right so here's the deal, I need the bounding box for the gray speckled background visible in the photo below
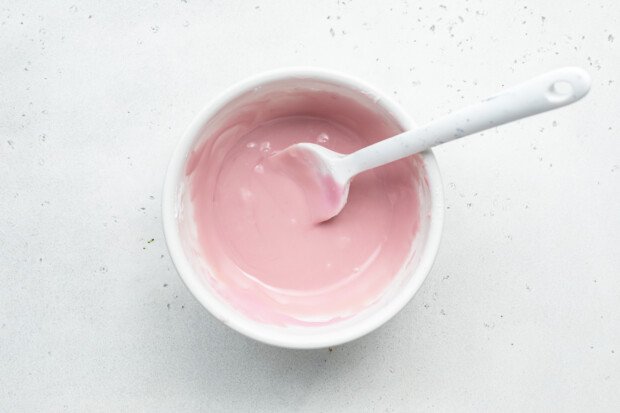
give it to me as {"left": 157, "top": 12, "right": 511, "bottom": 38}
{"left": 1, "top": 1, "right": 619, "bottom": 411}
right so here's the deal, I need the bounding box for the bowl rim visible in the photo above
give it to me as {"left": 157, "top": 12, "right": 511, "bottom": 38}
{"left": 162, "top": 67, "right": 444, "bottom": 349}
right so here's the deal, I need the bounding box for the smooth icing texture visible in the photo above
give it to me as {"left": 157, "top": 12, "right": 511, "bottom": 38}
{"left": 184, "top": 86, "right": 424, "bottom": 325}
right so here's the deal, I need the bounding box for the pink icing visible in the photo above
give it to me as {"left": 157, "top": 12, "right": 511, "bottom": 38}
{"left": 183, "top": 83, "right": 424, "bottom": 325}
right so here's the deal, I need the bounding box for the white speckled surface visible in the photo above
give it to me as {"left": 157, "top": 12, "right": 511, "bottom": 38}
{"left": 1, "top": 1, "right": 619, "bottom": 411}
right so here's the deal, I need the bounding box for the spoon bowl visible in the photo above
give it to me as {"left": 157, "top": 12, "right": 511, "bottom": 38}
{"left": 270, "top": 143, "right": 349, "bottom": 222}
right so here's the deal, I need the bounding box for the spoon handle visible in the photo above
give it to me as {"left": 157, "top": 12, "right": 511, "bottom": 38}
{"left": 340, "top": 67, "right": 591, "bottom": 177}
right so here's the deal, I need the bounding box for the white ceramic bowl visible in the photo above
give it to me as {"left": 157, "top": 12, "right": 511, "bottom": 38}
{"left": 162, "top": 68, "right": 444, "bottom": 349}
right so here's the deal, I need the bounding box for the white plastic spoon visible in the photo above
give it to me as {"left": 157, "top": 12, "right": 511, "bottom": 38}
{"left": 272, "top": 67, "right": 591, "bottom": 222}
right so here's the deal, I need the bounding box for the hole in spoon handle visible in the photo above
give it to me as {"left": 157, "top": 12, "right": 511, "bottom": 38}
{"left": 541, "top": 67, "right": 591, "bottom": 106}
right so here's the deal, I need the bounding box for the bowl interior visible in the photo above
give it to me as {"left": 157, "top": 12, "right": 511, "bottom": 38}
{"left": 164, "top": 71, "right": 442, "bottom": 348}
